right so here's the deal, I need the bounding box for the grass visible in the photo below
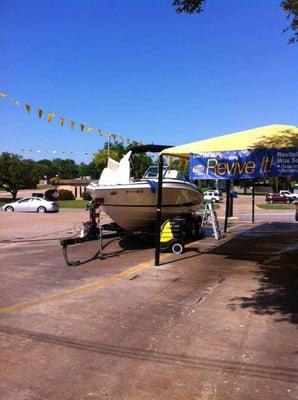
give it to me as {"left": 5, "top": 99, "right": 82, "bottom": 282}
{"left": 257, "top": 203, "right": 296, "bottom": 210}
{"left": 58, "top": 200, "right": 88, "bottom": 209}
{"left": 0, "top": 200, "right": 13, "bottom": 207}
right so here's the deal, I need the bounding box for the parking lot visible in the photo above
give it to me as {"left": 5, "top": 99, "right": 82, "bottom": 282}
{"left": 0, "top": 201, "right": 297, "bottom": 399}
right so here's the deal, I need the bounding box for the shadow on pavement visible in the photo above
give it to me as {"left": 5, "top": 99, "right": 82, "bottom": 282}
{"left": 210, "top": 223, "right": 298, "bottom": 324}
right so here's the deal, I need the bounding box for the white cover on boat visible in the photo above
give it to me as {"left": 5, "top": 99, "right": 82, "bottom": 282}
{"left": 98, "top": 151, "right": 132, "bottom": 185}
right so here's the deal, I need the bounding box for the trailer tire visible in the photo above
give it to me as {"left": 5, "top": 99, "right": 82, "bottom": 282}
{"left": 171, "top": 242, "right": 184, "bottom": 255}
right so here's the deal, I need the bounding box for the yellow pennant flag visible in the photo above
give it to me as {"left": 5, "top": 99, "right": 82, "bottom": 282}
{"left": 86, "top": 127, "right": 93, "bottom": 133}
{"left": 97, "top": 129, "right": 102, "bottom": 136}
{"left": 0, "top": 92, "right": 8, "bottom": 97}
{"left": 70, "top": 120, "right": 75, "bottom": 130}
{"left": 59, "top": 117, "right": 65, "bottom": 127}
{"left": 47, "top": 112, "right": 55, "bottom": 123}
{"left": 80, "top": 123, "right": 85, "bottom": 132}
{"left": 25, "top": 104, "right": 31, "bottom": 114}
{"left": 37, "top": 109, "right": 43, "bottom": 119}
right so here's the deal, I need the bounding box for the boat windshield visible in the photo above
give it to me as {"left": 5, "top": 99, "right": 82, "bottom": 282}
{"left": 142, "top": 166, "right": 190, "bottom": 181}
{"left": 143, "top": 166, "right": 168, "bottom": 178}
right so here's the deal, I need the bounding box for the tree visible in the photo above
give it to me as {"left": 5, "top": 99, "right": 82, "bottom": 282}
{"left": 78, "top": 161, "right": 100, "bottom": 179}
{"left": 92, "top": 141, "right": 153, "bottom": 179}
{"left": 172, "top": 0, "right": 298, "bottom": 44}
{"left": 282, "top": 0, "right": 298, "bottom": 43}
{"left": 34, "top": 159, "right": 56, "bottom": 179}
{"left": 127, "top": 141, "right": 153, "bottom": 178}
{"left": 0, "top": 153, "right": 39, "bottom": 199}
{"left": 92, "top": 141, "right": 127, "bottom": 174}
{"left": 51, "top": 158, "right": 79, "bottom": 179}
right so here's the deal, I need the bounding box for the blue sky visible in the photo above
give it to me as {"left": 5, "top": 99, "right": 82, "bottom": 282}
{"left": 0, "top": 0, "right": 297, "bottom": 163}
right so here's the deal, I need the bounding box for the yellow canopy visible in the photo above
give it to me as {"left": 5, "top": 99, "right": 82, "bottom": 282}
{"left": 161, "top": 124, "right": 298, "bottom": 158}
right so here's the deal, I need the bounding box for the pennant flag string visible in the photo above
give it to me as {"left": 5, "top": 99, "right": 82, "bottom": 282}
{"left": 2, "top": 147, "right": 95, "bottom": 157}
{"left": 25, "top": 104, "right": 31, "bottom": 114}
{"left": 0, "top": 90, "right": 143, "bottom": 146}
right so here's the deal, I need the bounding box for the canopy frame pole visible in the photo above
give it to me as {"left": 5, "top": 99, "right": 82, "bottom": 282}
{"left": 252, "top": 180, "right": 255, "bottom": 224}
{"left": 155, "top": 154, "right": 164, "bottom": 266}
{"left": 224, "top": 180, "right": 231, "bottom": 233}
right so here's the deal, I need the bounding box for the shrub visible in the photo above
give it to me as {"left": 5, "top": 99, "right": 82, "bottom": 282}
{"left": 58, "top": 189, "right": 75, "bottom": 200}
{"left": 81, "top": 191, "right": 92, "bottom": 200}
{"left": 45, "top": 188, "right": 75, "bottom": 201}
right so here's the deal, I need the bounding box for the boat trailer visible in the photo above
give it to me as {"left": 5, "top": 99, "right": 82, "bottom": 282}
{"left": 60, "top": 201, "right": 126, "bottom": 266}
{"left": 60, "top": 201, "right": 205, "bottom": 266}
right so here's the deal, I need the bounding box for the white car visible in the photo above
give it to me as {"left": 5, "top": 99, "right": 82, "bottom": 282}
{"left": 203, "top": 190, "right": 223, "bottom": 203}
{"left": 279, "top": 190, "right": 297, "bottom": 200}
{"left": 2, "top": 197, "right": 59, "bottom": 213}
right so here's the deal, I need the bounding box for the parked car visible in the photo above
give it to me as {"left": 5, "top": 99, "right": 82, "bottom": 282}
{"left": 2, "top": 197, "right": 59, "bottom": 213}
{"left": 265, "top": 193, "right": 293, "bottom": 204}
{"left": 203, "top": 190, "right": 223, "bottom": 203}
{"left": 279, "top": 190, "right": 297, "bottom": 200}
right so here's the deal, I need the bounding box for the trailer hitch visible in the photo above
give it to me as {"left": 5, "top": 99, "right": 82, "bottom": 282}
{"left": 60, "top": 201, "right": 125, "bottom": 266}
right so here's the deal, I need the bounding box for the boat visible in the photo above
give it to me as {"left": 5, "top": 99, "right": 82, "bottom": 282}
{"left": 87, "top": 145, "right": 203, "bottom": 231}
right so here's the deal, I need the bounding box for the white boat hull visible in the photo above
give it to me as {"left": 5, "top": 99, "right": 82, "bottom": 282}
{"left": 88, "top": 180, "right": 202, "bottom": 231}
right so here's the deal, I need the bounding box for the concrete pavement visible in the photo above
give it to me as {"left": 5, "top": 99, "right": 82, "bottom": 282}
{"left": 0, "top": 206, "right": 297, "bottom": 399}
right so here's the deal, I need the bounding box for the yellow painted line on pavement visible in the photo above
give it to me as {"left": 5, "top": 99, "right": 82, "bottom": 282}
{"left": 0, "top": 253, "right": 172, "bottom": 315}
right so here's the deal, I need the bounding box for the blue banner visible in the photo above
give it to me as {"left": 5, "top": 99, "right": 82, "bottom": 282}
{"left": 190, "top": 148, "right": 298, "bottom": 180}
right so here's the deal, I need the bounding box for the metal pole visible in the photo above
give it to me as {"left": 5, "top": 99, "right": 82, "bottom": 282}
{"left": 224, "top": 180, "right": 231, "bottom": 233}
{"left": 155, "top": 155, "right": 164, "bottom": 266}
{"left": 107, "top": 135, "right": 110, "bottom": 158}
{"left": 229, "top": 179, "right": 233, "bottom": 217}
{"left": 252, "top": 180, "right": 255, "bottom": 224}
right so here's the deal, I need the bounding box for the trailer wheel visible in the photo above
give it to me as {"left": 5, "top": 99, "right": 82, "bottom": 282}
{"left": 171, "top": 242, "right": 184, "bottom": 255}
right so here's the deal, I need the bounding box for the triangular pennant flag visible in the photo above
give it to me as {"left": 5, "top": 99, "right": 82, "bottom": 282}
{"left": 97, "top": 129, "right": 102, "bottom": 136}
{"left": 84, "top": 152, "right": 88, "bottom": 155}
{"left": 59, "top": 117, "right": 65, "bottom": 127}
{"left": 52, "top": 150, "right": 57, "bottom": 154}
{"left": 25, "top": 104, "right": 31, "bottom": 114}
{"left": 37, "top": 150, "right": 41, "bottom": 153}
{"left": 37, "top": 109, "right": 43, "bottom": 119}
{"left": 70, "top": 120, "right": 75, "bottom": 130}
{"left": 47, "top": 112, "right": 55, "bottom": 123}
{"left": 80, "top": 124, "right": 85, "bottom": 132}
{"left": 11, "top": 98, "right": 20, "bottom": 106}
{"left": 86, "top": 127, "right": 93, "bottom": 133}
{"left": 0, "top": 92, "right": 8, "bottom": 97}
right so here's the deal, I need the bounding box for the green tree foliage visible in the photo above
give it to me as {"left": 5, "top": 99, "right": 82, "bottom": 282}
{"left": 168, "top": 157, "right": 189, "bottom": 173}
{"left": 78, "top": 162, "right": 100, "bottom": 179}
{"left": 172, "top": 0, "right": 205, "bottom": 14}
{"left": 51, "top": 158, "right": 79, "bottom": 179}
{"left": 0, "top": 153, "right": 39, "bottom": 199}
{"left": 92, "top": 141, "right": 153, "bottom": 179}
{"left": 172, "top": 0, "right": 298, "bottom": 43}
{"left": 282, "top": 0, "right": 298, "bottom": 43}
{"left": 33, "top": 159, "right": 56, "bottom": 179}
